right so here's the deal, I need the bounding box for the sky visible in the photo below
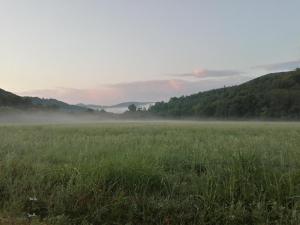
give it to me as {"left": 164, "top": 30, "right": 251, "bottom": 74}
{"left": 1, "top": 0, "right": 300, "bottom": 105}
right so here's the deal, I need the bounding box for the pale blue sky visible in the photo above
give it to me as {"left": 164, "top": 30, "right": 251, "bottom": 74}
{"left": 0, "top": 0, "right": 299, "bottom": 104}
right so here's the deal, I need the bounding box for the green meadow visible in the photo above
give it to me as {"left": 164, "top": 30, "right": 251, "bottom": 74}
{"left": 0, "top": 122, "right": 300, "bottom": 225}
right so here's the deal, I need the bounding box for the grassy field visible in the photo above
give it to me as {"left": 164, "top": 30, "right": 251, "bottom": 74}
{"left": 0, "top": 121, "right": 300, "bottom": 225}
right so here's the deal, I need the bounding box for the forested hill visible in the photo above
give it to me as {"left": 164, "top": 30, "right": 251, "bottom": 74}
{"left": 149, "top": 69, "right": 300, "bottom": 118}
{"left": 0, "top": 88, "right": 31, "bottom": 107}
{"left": 0, "top": 88, "right": 88, "bottom": 112}
{"left": 25, "top": 97, "right": 88, "bottom": 112}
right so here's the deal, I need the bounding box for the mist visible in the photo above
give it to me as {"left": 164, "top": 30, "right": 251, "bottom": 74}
{"left": 0, "top": 110, "right": 118, "bottom": 125}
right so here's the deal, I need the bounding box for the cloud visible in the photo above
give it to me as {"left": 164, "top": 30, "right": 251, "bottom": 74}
{"left": 255, "top": 60, "right": 300, "bottom": 71}
{"left": 19, "top": 77, "right": 251, "bottom": 105}
{"left": 171, "top": 68, "right": 243, "bottom": 79}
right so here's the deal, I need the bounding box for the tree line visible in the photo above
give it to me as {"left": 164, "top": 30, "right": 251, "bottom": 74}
{"left": 148, "top": 69, "right": 300, "bottom": 119}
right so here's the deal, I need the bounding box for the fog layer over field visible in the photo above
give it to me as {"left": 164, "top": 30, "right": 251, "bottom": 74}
{"left": 1, "top": 110, "right": 300, "bottom": 126}
{"left": 0, "top": 111, "right": 115, "bottom": 124}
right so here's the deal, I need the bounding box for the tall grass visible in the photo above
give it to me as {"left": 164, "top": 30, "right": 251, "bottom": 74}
{"left": 0, "top": 122, "right": 300, "bottom": 224}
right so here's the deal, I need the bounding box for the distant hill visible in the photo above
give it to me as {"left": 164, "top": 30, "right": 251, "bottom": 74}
{"left": 109, "top": 102, "right": 153, "bottom": 108}
{"left": 26, "top": 97, "right": 88, "bottom": 112}
{"left": 149, "top": 69, "right": 300, "bottom": 119}
{"left": 0, "top": 88, "right": 31, "bottom": 107}
{"left": 78, "top": 102, "right": 154, "bottom": 114}
{"left": 79, "top": 101, "right": 153, "bottom": 109}
{"left": 0, "top": 88, "right": 88, "bottom": 112}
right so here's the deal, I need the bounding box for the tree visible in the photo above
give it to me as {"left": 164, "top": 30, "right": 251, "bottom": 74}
{"left": 128, "top": 104, "right": 137, "bottom": 112}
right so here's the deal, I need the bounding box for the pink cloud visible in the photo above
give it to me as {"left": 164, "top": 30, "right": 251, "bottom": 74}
{"left": 254, "top": 59, "right": 300, "bottom": 71}
{"left": 192, "top": 68, "right": 206, "bottom": 78}
{"left": 172, "top": 68, "right": 243, "bottom": 79}
{"left": 167, "top": 80, "right": 184, "bottom": 91}
{"left": 18, "top": 77, "right": 251, "bottom": 105}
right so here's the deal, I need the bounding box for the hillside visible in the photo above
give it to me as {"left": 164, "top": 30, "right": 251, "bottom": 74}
{"left": 149, "top": 69, "right": 300, "bottom": 118}
{"left": 0, "top": 88, "right": 31, "bottom": 107}
{"left": 0, "top": 89, "right": 88, "bottom": 112}
{"left": 27, "top": 97, "right": 88, "bottom": 112}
